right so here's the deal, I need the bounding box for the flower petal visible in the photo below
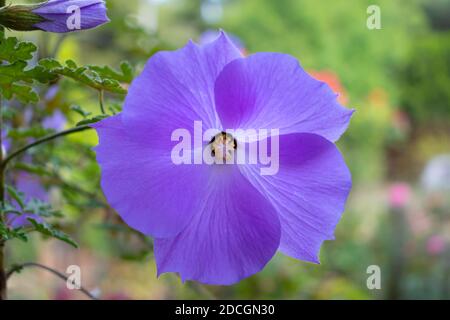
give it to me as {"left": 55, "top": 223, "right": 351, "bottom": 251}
{"left": 122, "top": 32, "right": 243, "bottom": 149}
{"left": 214, "top": 53, "right": 354, "bottom": 142}
{"left": 154, "top": 167, "right": 281, "bottom": 285}
{"left": 33, "top": 0, "right": 105, "bottom": 14}
{"left": 240, "top": 133, "right": 351, "bottom": 263}
{"left": 93, "top": 114, "right": 212, "bottom": 238}
{"left": 33, "top": 1, "right": 109, "bottom": 33}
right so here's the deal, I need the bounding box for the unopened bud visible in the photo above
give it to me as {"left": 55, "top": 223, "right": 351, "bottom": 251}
{"left": 0, "top": 1, "right": 109, "bottom": 33}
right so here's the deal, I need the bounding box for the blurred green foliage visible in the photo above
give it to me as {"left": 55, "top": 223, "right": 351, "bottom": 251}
{"left": 400, "top": 32, "right": 450, "bottom": 123}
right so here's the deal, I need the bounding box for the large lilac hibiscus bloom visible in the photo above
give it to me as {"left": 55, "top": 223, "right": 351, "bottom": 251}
{"left": 93, "top": 32, "right": 353, "bottom": 285}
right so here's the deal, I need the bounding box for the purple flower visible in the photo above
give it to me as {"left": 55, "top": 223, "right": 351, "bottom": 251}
{"left": 7, "top": 172, "right": 48, "bottom": 228}
{"left": 93, "top": 32, "right": 353, "bottom": 285}
{"left": 32, "top": 0, "right": 109, "bottom": 33}
{"left": 42, "top": 110, "right": 67, "bottom": 131}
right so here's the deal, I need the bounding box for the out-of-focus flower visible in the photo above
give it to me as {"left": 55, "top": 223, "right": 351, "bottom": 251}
{"left": 391, "top": 109, "right": 411, "bottom": 135}
{"left": 421, "top": 154, "right": 450, "bottom": 193}
{"left": 408, "top": 209, "right": 432, "bottom": 236}
{"left": 368, "top": 88, "right": 389, "bottom": 107}
{"left": 43, "top": 110, "right": 67, "bottom": 131}
{"left": 388, "top": 183, "right": 411, "bottom": 209}
{"left": 53, "top": 286, "right": 73, "bottom": 300}
{"left": 426, "top": 235, "right": 446, "bottom": 256}
{"left": 93, "top": 32, "right": 353, "bottom": 285}
{"left": 45, "top": 85, "right": 61, "bottom": 101}
{"left": 0, "top": 0, "right": 109, "bottom": 33}
{"left": 7, "top": 172, "right": 48, "bottom": 228}
{"left": 309, "top": 70, "right": 348, "bottom": 105}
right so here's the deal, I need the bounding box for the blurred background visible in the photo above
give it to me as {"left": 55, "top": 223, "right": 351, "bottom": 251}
{"left": 4, "top": 0, "right": 450, "bottom": 299}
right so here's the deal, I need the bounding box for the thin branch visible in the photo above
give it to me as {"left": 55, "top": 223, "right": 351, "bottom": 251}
{"left": 6, "top": 262, "right": 98, "bottom": 300}
{"left": 98, "top": 89, "right": 105, "bottom": 114}
{"left": 1, "top": 124, "right": 92, "bottom": 169}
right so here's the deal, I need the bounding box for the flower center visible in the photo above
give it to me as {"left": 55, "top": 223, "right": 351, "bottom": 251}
{"left": 209, "top": 132, "right": 237, "bottom": 163}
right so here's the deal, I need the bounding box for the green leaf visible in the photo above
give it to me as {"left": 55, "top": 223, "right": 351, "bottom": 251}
{"left": 70, "top": 105, "right": 92, "bottom": 118}
{"left": 9, "top": 83, "right": 39, "bottom": 104}
{"left": 0, "top": 37, "right": 128, "bottom": 105}
{"left": 0, "top": 37, "right": 36, "bottom": 63}
{"left": 10, "top": 228, "right": 29, "bottom": 242}
{"left": 0, "top": 61, "right": 56, "bottom": 103}
{"left": 38, "top": 58, "right": 128, "bottom": 94}
{"left": 8, "top": 126, "right": 54, "bottom": 139}
{"left": 14, "top": 162, "right": 51, "bottom": 177}
{"left": 89, "top": 61, "right": 134, "bottom": 83}
{"left": 6, "top": 185, "right": 26, "bottom": 209}
{"left": 38, "top": 58, "right": 62, "bottom": 70}
{"left": 0, "top": 223, "right": 28, "bottom": 243}
{"left": 24, "top": 199, "right": 62, "bottom": 218}
{"left": 27, "top": 218, "right": 78, "bottom": 248}
{"left": 1, "top": 202, "right": 20, "bottom": 215}
{"left": 24, "top": 65, "right": 59, "bottom": 83}
{"left": 76, "top": 114, "right": 109, "bottom": 126}
{"left": 108, "top": 101, "right": 123, "bottom": 115}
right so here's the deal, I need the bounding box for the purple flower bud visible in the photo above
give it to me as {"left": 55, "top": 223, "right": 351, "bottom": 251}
{"left": 33, "top": 0, "right": 110, "bottom": 33}
{"left": 0, "top": 0, "right": 109, "bottom": 33}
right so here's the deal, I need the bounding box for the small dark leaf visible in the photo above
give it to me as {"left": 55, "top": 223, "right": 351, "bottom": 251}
{"left": 27, "top": 218, "right": 78, "bottom": 248}
{"left": 0, "top": 223, "right": 28, "bottom": 243}
{"left": 70, "top": 105, "right": 92, "bottom": 118}
{"left": 8, "top": 126, "right": 54, "bottom": 139}
{"left": 14, "top": 163, "right": 51, "bottom": 177}
{"left": 6, "top": 185, "right": 26, "bottom": 209}
{"left": 76, "top": 115, "right": 109, "bottom": 126}
{"left": 24, "top": 199, "right": 62, "bottom": 218}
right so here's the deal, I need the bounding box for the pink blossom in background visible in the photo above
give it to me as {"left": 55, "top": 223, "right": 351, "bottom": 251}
{"left": 426, "top": 235, "right": 446, "bottom": 256}
{"left": 388, "top": 183, "right": 411, "bottom": 209}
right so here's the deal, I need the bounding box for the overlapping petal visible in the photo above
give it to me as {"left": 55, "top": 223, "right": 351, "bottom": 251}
{"left": 240, "top": 133, "right": 352, "bottom": 263}
{"left": 93, "top": 115, "right": 212, "bottom": 238}
{"left": 122, "top": 32, "right": 243, "bottom": 149}
{"left": 154, "top": 167, "right": 281, "bottom": 285}
{"left": 214, "top": 53, "right": 354, "bottom": 142}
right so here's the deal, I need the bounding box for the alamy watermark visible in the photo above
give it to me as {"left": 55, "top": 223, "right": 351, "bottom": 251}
{"left": 66, "top": 6, "right": 82, "bottom": 31}
{"left": 367, "top": 5, "right": 381, "bottom": 30}
{"left": 171, "top": 121, "right": 280, "bottom": 176}
{"left": 66, "top": 264, "right": 81, "bottom": 290}
{"left": 366, "top": 265, "right": 381, "bottom": 290}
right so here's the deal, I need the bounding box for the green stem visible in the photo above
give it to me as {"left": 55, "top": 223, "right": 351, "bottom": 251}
{"left": 98, "top": 90, "right": 105, "bottom": 114}
{"left": 7, "top": 262, "right": 98, "bottom": 300}
{"left": 0, "top": 0, "right": 7, "bottom": 300}
{"left": 1, "top": 125, "right": 92, "bottom": 170}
